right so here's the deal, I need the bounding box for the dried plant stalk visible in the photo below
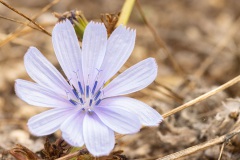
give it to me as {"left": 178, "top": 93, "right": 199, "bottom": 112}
{"left": 217, "top": 143, "right": 225, "bottom": 160}
{"left": 162, "top": 75, "right": 240, "bottom": 118}
{"left": 0, "top": 15, "right": 41, "bottom": 31}
{"left": 0, "top": 0, "right": 60, "bottom": 47}
{"left": 0, "top": 0, "right": 51, "bottom": 36}
{"left": 157, "top": 128, "right": 240, "bottom": 160}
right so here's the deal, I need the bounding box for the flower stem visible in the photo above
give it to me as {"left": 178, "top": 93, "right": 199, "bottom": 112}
{"left": 116, "top": 0, "right": 136, "bottom": 26}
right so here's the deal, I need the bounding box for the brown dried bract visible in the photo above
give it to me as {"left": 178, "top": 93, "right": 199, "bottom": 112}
{"left": 9, "top": 144, "right": 40, "bottom": 160}
{"left": 101, "top": 13, "right": 120, "bottom": 37}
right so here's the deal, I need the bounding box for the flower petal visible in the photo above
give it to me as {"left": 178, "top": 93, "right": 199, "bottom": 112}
{"left": 28, "top": 107, "right": 75, "bottom": 136}
{"left": 52, "top": 20, "right": 83, "bottom": 88}
{"left": 94, "top": 105, "right": 141, "bottom": 134}
{"left": 15, "top": 79, "right": 72, "bottom": 108}
{"left": 24, "top": 47, "right": 71, "bottom": 96}
{"left": 97, "top": 25, "right": 136, "bottom": 89}
{"left": 83, "top": 113, "right": 114, "bottom": 156}
{"left": 103, "top": 58, "right": 158, "bottom": 98}
{"left": 100, "top": 97, "right": 163, "bottom": 126}
{"left": 60, "top": 110, "right": 85, "bottom": 147}
{"left": 81, "top": 22, "right": 107, "bottom": 87}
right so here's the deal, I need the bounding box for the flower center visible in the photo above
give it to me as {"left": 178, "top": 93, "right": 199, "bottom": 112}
{"left": 66, "top": 70, "right": 103, "bottom": 113}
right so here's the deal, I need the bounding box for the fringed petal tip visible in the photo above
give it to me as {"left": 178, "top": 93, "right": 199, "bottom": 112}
{"left": 54, "top": 19, "right": 73, "bottom": 29}
{"left": 147, "top": 114, "right": 164, "bottom": 127}
{"left": 116, "top": 24, "right": 136, "bottom": 33}
{"left": 24, "top": 47, "right": 38, "bottom": 63}
{"left": 87, "top": 21, "right": 106, "bottom": 29}
{"left": 25, "top": 46, "right": 36, "bottom": 54}
{"left": 116, "top": 25, "right": 136, "bottom": 41}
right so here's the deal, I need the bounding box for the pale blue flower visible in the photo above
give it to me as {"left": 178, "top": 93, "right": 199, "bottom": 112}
{"left": 15, "top": 20, "right": 163, "bottom": 156}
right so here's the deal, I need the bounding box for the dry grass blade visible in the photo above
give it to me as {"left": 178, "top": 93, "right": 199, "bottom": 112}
{"left": 0, "top": 0, "right": 60, "bottom": 47}
{"left": 0, "top": 23, "right": 53, "bottom": 48}
{"left": 136, "top": 0, "right": 185, "bottom": 77}
{"left": 217, "top": 143, "right": 225, "bottom": 160}
{"left": 0, "top": 15, "right": 41, "bottom": 31}
{"left": 157, "top": 128, "right": 240, "bottom": 160}
{"left": 162, "top": 75, "right": 240, "bottom": 118}
{"left": 0, "top": 0, "right": 51, "bottom": 36}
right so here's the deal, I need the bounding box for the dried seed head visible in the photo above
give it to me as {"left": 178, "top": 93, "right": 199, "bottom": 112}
{"left": 101, "top": 13, "right": 120, "bottom": 37}
{"left": 41, "top": 138, "right": 72, "bottom": 160}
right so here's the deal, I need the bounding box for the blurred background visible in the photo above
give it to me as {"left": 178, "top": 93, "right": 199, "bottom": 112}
{"left": 1, "top": 0, "right": 240, "bottom": 159}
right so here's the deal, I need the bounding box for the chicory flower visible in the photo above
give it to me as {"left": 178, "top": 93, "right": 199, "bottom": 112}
{"left": 15, "top": 20, "right": 163, "bottom": 156}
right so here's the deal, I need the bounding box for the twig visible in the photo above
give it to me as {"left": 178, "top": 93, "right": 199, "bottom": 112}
{"left": 162, "top": 75, "right": 240, "bottom": 118}
{"left": 0, "top": 23, "right": 53, "bottom": 48}
{"left": 194, "top": 16, "right": 240, "bottom": 78}
{"left": 157, "top": 129, "right": 240, "bottom": 160}
{"left": 136, "top": 0, "right": 185, "bottom": 76}
{"left": 0, "top": 0, "right": 51, "bottom": 36}
{"left": 0, "top": 15, "right": 41, "bottom": 31}
{"left": 217, "top": 143, "right": 225, "bottom": 160}
{"left": 0, "top": 0, "right": 60, "bottom": 47}
{"left": 116, "top": 0, "right": 136, "bottom": 26}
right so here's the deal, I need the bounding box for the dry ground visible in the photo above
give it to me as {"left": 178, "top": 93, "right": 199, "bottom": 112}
{"left": 1, "top": 0, "right": 240, "bottom": 159}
